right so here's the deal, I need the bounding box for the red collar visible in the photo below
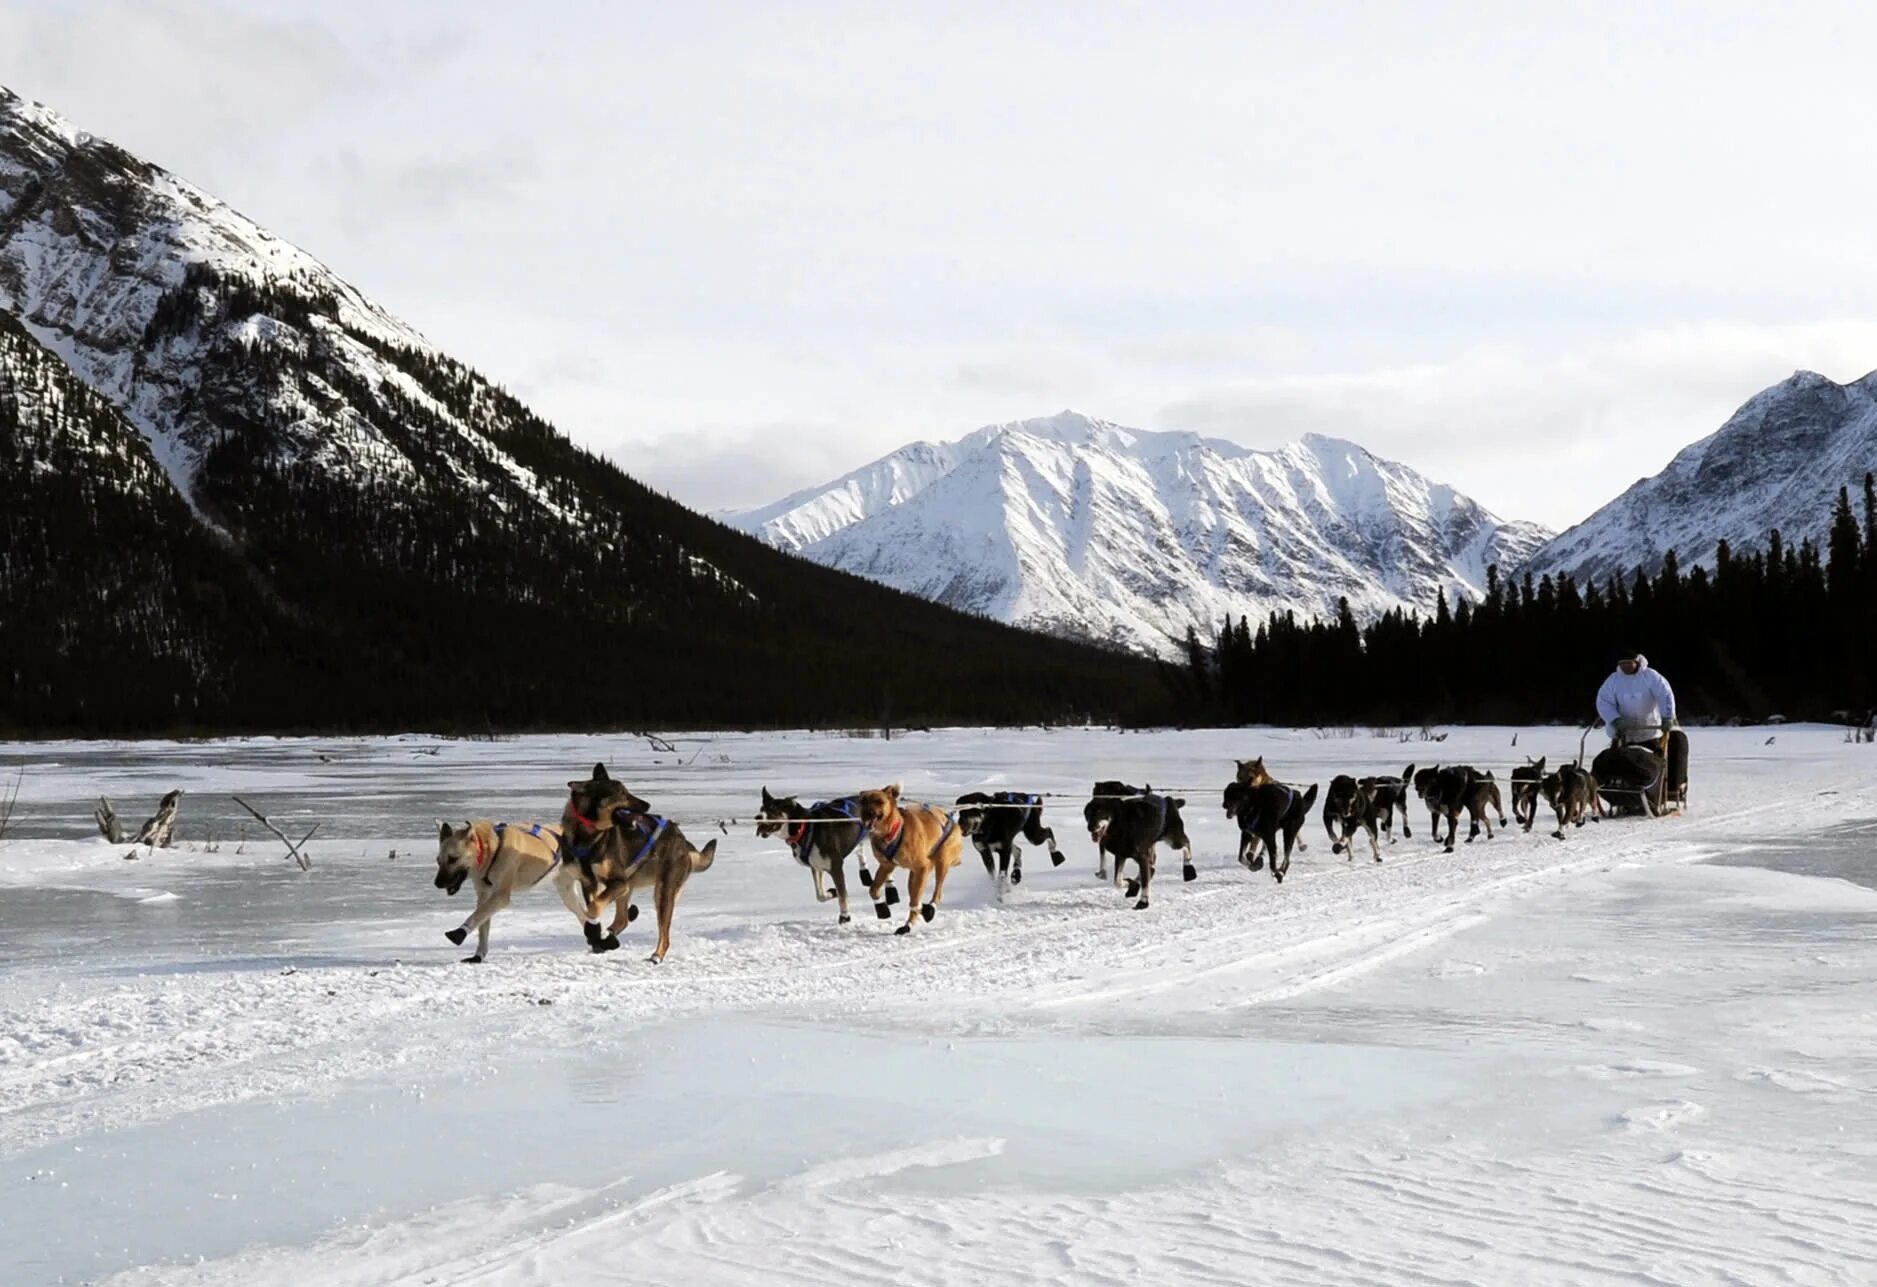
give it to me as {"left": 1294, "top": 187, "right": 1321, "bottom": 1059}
{"left": 472, "top": 830, "right": 489, "bottom": 868}
{"left": 568, "top": 806, "right": 598, "bottom": 830}
{"left": 787, "top": 821, "right": 809, "bottom": 848}
{"left": 877, "top": 815, "right": 904, "bottom": 846}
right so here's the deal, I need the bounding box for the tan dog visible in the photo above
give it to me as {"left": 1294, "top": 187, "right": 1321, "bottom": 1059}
{"left": 562, "top": 764, "right": 716, "bottom": 964}
{"left": 434, "top": 820, "right": 587, "bottom": 963}
{"left": 1235, "top": 757, "right": 1275, "bottom": 786}
{"left": 858, "top": 784, "right": 964, "bottom": 935}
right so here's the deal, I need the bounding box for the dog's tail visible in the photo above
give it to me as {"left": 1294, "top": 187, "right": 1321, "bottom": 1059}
{"left": 1299, "top": 782, "right": 1320, "bottom": 813}
{"left": 689, "top": 839, "right": 718, "bottom": 873}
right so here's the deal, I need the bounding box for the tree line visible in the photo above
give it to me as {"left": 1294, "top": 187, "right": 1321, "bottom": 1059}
{"left": 1183, "top": 475, "right": 1877, "bottom": 727}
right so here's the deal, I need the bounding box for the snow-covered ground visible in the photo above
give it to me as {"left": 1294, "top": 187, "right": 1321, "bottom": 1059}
{"left": 3, "top": 725, "right": 1875, "bottom": 1285}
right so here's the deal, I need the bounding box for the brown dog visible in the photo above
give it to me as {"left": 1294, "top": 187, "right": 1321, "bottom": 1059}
{"left": 1235, "top": 757, "right": 1275, "bottom": 786}
{"left": 562, "top": 762, "right": 716, "bottom": 964}
{"left": 858, "top": 784, "right": 964, "bottom": 935}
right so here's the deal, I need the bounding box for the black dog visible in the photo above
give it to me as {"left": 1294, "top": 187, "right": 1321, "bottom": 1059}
{"left": 1420, "top": 765, "right": 1506, "bottom": 853}
{"left": 955, "top": 791, "right": 1061, "bottom": 899}
{"left": 754, "top": 788, "right": 897, "bottom": 924}
{"left": 1540, "top": 764, "right": 1601, "bottom": 839}
{"left": 1323, "top": 764, "right": 1414, "bottom": 857}
{"left": 1084, "top": 781, "right": 1193, "bottom": 909}
{"left": 1224, "top": 779, "right": 1319, "bottom": 882}
{"left": 1509, "top": 758, "right": 1546, "bottom": 833}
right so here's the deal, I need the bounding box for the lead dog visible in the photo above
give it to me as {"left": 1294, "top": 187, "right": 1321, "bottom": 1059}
{"left": 1224, "top": 779, "right": 1319, "bottom": 881}
{"left": 563, "top": 763, "right": 716, "bottom": 963}
{"left": 434, "top": 819, "right": 589, "bottom": 963}
{"left": 954, "top": 791, "right": 1061, "bottom": 899}
{"left": 1084, "top": 782, "right": 1193, "bottom": 909}
{"left": 754, "top": 788, "right": 895, "bottom": 924}
{"left": 858, "top": 785, "right": 965, "bottom": 935}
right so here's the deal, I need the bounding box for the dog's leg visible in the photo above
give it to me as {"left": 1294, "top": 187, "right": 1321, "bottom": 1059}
{"left": 1179, "top": 836, "right": 1196, "bottom": 883}
{"left": 445, "top": 886, "right": 488, "bottom": 949}
{"left": 929, "top": 851, "right": 954, "bottom": 920}
{"left": 831, "top": 855, "right": 852, "bottom": 925}
{"left": 648, "top": 876, "right": 681, "bottom": 963}
{"left": 1266, "top": 827, "right": 1285, "bottom": 882}
{"left": 1026, "top": 818, "right": 1064, "bottom": 868}
{"left": 1009, "top": 842, "right": 1022, "bottom": 887}
{"left": 449, "top": 887, "right": 511, "bottom": 963}
{"left": 812, "top": 863, "right": 834, "bottom": 903}
{"left": 1368, "top": 820, "right": 1382, "bottom": 863}
{"left": 869, "top": 856, "right": 899, "bottom": 920}
{"left": 1131, "top": 847, "right": 1153, "bottom": 909}
{"left": 976, "top": 838, "right": 996, "bottom": 879}
{"left": 898, "top": 864, "right": 929, "bottom": 935}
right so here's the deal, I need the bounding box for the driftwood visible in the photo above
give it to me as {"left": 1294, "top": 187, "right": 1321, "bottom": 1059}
{"left": 135, "top": 790, "right": 184, "bottom": 847}
{"left": 95, "top": 797, "right": 124, "bottom": 844}
{"left": 232, "top": 796, "right": 317, "bottom": 871}
{"left": 96, "top": 790, "right": 183, "bottom": 847}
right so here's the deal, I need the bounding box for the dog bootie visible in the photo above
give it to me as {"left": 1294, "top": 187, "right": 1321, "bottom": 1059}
{"left": 875, "top": 901, "right": 892, "bottom": 920}
{"left": 884, "top": 885, "right": 901, "bottom": 905}
{"left": 1182, "top": 863, "right": 1197, "bottom": 882}
{"left": 920, "top": 903, "right": 936, "bottom": 922}
{"left": 444, "top": 927, "right": 468, "bottom": 946}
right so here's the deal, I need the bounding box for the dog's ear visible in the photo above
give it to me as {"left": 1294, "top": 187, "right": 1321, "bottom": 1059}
{"left": 437, "top": 820, "right": 451, "bottom": 840}
{"left": 1535, "top": 757, "right": 1546, "bottom": 774}
{"left": 761, "top": 786, "right": 774, "bottom": 806}
{"left": 1403, "top": 763, "right": 1415, "bottom": 781}
{"left": 591, "top": 762, "right": 611, "bottom": 781}
{"left": 885, "top": 783, "right": 901, "bottom": 803}
{"left": 567, "top": 779, "right": 585, "bottom": 792}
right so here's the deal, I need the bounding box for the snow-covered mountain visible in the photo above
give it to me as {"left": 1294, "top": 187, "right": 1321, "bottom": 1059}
{"left": 1524, "top": 370, "right": 1877, "bottom": 586}
{"left": 730, "top": 411, "right": 1553, "bottom": 655}
{"left": 0, "top": 85, "right": 1165, "bottom": 731}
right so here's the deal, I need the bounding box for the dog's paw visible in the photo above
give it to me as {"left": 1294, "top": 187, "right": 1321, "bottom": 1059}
{"left": 444, "top": 927, "right": 468, "bottom": 946}
{"left": 838, "top": 913, "right": 852, "bottom": 925}
{"left": 600, "top": 934, "right": 621, "bottom": 953}
{"left": 1331, "top": 841, "right": 1344, "bottom": 855}
{"left": 626, "top": 904, "right": 640, "bottom": 924}
{"left": 1182, "top": 863, "right": 1197, "bottom": 882}
{"left": 920, "top": 903, "right": 935, "bottom": 923}
{"left": 646, "top": 952, "right": 664, "bottom": 965}
{"left": 874, "top": 902, "right": 892, "bottom": 920}
{"left": 885, "top": 885, "right": 901, "bottom": 906}
{"left": 583, "top": 921, "right": 603, "bottom": 944}
{"left": 1124, "top": 878, "right": 1141, "bottom": 899}
{"left": 1010, "top": 865, "right": 1022, "bottom": 885}
{"left": 1133, "top": 898, "right": 1149, "bottom": 911}
{"left": 1050, "top": 851, "right": 1065, "bottom": 867}
{"left": 894, "top": 924, "right": 912, "bottom": 936}
{"left": 858, "top": 867, "right": 874, "bottom": 884}
{"left": 1272, "top": 868, "right": 1286, "bottom": 884}
{"left": 460, "top": 954, "right": 483, "bottom": 964}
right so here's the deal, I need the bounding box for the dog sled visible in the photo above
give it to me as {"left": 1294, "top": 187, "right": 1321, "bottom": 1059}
{"left": 1589, "top": 724, "right": 1689, "bottom": 818}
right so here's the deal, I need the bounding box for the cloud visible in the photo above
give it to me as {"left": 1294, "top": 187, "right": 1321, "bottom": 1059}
{"left": 0, "top": 1, "right": 365, "bottom": 171}
{"left": 1157, "top": 320, "right": 1877, "bottom": 527}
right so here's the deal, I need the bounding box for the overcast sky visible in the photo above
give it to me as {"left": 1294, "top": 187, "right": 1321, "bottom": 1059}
{"left": 6, "top": 0, "right": 1877, "bottom": 527}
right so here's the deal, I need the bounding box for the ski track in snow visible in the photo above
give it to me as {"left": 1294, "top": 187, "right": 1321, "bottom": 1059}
{"left": 4, "top": 725, "right": 1876, "bottom": 1284}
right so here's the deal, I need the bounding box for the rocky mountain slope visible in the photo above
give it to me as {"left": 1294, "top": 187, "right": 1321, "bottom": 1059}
{"left": 1524, "top": 370, "right": 1877, "bottom": 585}
{"left": 732, "top": 411, "right": 1552, "bottom": 655}
{"left": 0, "top": 86, "right": 1166, "bottom": 732}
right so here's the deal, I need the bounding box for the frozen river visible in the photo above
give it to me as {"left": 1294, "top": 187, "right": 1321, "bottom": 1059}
{"left": 3, "top": 726, "right": 1874, "bottom": 1284}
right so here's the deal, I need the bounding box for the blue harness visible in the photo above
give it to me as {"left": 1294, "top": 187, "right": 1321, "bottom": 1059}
{"left": 798, "top": 796, "right": 863, "bottom": 862}
{"left": 990, "top": 791, "right": 1041, "bottom": 810}
{"left": 611, "top": 807, "right": 669, "bottom": 865}
{"left": 876, "top": 806, "right": 955, "bottom": 861}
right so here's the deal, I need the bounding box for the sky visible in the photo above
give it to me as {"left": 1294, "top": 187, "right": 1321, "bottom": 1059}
{"left": 5, "top": 0, "right": 1877, "bottom": 528}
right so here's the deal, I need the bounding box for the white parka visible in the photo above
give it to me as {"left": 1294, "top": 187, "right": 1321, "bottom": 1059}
{"left": 1595, "top": 654, "right": 1677, "bottom": 733}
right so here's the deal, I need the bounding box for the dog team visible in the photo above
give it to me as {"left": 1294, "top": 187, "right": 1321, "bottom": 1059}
{"left": 432, "top": 748, "right": 1615, "bottom": 964}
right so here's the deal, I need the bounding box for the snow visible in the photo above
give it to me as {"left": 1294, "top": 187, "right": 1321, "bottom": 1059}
{"left": 4, "top": 724, "right": 1876, "bottom": 1284}
{"left": 726, "top": 411, "right": 1552, "bottom": 655}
